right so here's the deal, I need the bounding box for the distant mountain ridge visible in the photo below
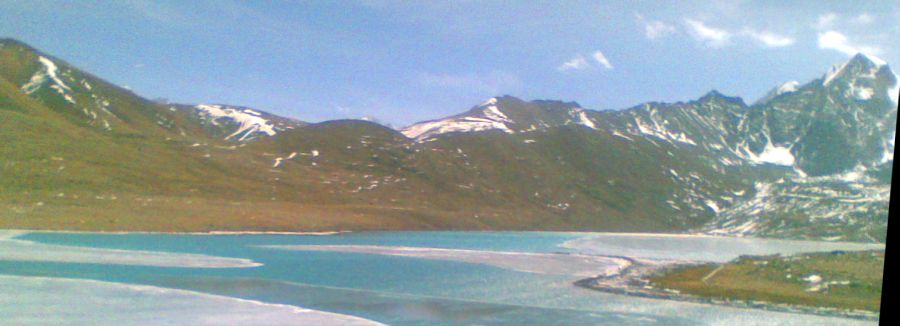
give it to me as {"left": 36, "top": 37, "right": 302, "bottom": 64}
{"left": 1, "top": 38, "right": 895, "bottom": 242}
{"left": 400, "top": 96, "right": 597, "bottom": 141}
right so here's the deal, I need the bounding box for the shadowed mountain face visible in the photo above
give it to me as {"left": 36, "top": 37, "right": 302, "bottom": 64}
{"left": 1, "top": 39, "right": 895, "bottom": 242}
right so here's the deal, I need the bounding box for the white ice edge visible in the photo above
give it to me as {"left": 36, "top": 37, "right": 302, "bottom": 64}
{"left": 0, "top": 275, "right": 384, "bottom": 326}
{"left": 260, "top": 244, "right": 631, "bottom": 278}
{"left": 0, "top": 232, "right": 260, "bottom": 268}
{"left": 560, "top": 233, "right": 885, "bottom": 263}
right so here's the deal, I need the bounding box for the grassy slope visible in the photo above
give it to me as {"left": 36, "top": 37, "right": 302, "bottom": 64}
{"left": 0, "top": 39, "right": 780, "bottom": 233}
{"left": 650, "top": 251, "right": 885, "bottom": 312}
{"left": 1, "top": 89, "right": 736, "bottom": 232}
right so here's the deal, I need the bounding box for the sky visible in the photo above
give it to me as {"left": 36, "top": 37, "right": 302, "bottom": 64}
{"left": 1, "top": 0, "right": 899, "bottom": 126}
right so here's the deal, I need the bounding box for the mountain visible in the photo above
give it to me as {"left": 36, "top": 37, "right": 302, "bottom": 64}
{"left": 401, "top": 96, "right": 596, "bottom": 141}
{"left": 396, "top": 54, "right": 897, "bottom": 241}
{"left": 181, "top": 104, "right": 305, "bottom": 142}
{"left": 0, "top": 39, "right": 895, "bottom": 241}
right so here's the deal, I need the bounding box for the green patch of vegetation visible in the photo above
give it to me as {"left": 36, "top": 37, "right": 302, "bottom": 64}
{"left": 650, "top": 251, "right": 885, "bottom": 312}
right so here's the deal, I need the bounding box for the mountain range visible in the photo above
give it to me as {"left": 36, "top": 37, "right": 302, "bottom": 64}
{"left": 1, "top": 38, "right": 896, "bottom": 242}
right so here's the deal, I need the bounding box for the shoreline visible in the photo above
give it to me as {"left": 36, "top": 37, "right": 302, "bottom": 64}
{"left": 0, "top": 228, "right": 885, "bottom": 245}
{"left": 1, "top": 229, "right": 352, "bottom": 236}
{"left": 573, "top": 258, "right": 880, "bottom": 321}
{"left": 2, "top": 227, "right": 882, "bottom": 321}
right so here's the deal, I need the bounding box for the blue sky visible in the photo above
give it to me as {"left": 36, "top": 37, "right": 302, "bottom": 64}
{"left": 2, "top": 1, "right": 898, "bottom": 126}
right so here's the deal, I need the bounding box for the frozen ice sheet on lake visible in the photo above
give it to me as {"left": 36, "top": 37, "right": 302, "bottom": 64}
{"left": 0, "top": 275, "right": 383, "bottom": 326}
{"left": 0, "top": 231, "right": 259, "bottom": 268}
{"left": 261, "top": 244, "right": 631, "bottom": 277}
{"left": 561, "top": 233, "right": 884, "bottom": 262}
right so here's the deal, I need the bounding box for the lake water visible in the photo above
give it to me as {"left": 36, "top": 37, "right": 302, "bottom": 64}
{"left": 0, "top": 231, "right": 884, "bottom": 325}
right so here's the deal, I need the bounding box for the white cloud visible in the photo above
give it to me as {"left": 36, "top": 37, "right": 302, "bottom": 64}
{"left": 645, "top": 21, "right": 677, "bottom": 40}
{"left": 558, "top": 51, "right": 613, "bottom": 71}
{"left": 853, "top": 13, "right": 874, "bottom": 24}
{"left": 684, "top": 19, "right": 731, "bottom": 48}
{"left": 818, "top": 30, "right": 883, "bottom": 57}
{"left": 558, "top": 55, "right": 590, "bottom": 71}
{"left": 742, "top": 29, "right": 794, "bottom": 48}
{"left": 592, "top": 51, "right": 614, "bottom": 70}
{"left": 635, "top": 14, "right": 676, "bottom": 40}
{"left": 814, "top": 13, "right": 838, "bottom": 29}
{"left": 677, "top": 18, "right": 793, "bottom": 50}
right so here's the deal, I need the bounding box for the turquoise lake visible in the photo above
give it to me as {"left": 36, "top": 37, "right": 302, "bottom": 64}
{"left": 0, "top": 231, "right": 883, "bottom": 325}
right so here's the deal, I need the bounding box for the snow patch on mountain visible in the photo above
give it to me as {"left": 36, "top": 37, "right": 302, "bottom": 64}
{"left": 569, "top": 108, "right": 597, "bottom": 129}
{"left": 889, "top": 74, "right": 899, "bottom": 104}
{"left": 824, "top": 53, "right": 886, "bottom": 87}
{"left": 481, "top": 98, "right": 509, "bottom": 121}
{"left": 756, "top": 81, "right": 803, "bottom": 105}
{"left": 400, "top": 116, "right": 513, "bottom": 141}
{"left": 823, "top": 61, "right": 849, "bottom": 87}
{"left": 851, "top": 84, "right": 875, "bottom": 100}
{"left": 611, "top": 130, "right": 633, "bottom": 141}
{"left": 776, "top": 81, "right": 799, "bottom": 95}
{"left": 704, "top": 200, "right": 721, "bottom": 214}
{"left": 737, "top": 142, "right": 795, "bottom": 167}
{"left": 705, "top": 182, "right": 774, "bottom": 237}
{"left": 631, "top": 114, "right": 697, "bottom": 146}
{"left": 401, "top": 97, "right": 515, "bottom": 141}
{"left": 880, "top": 131, "right": 895, "bottom": 163}
{"left": 195, "top": 104, "right": 277, "bottom": 141}
{"left": 21, "top": 56, "right": 74, "bottom": 103}
{"left": 705, "top": 160, "right": 891, "bottom": 242}
{"left": 753, "top": 142, "right": 795, "bottom": 166}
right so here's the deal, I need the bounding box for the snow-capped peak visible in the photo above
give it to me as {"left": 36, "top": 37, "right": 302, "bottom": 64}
{"left": 823, "top": 61, "right": 850, "bottom": 87}
{"left": 400, "top": 97, "right": 514, "bottom": 141}
{"left": 480, "top": 99, "right": 512, "bottom": 123}
{"left": 401, "top": 96, "right": 604, "bottom": 141}
{"left": 195, "top": 104, "right": 277, "bottom": 141}
{"left": 775, "top": 81, "right": 799, "bottom": 95}
{"left": 823, "top": 53, "right": 887, "bottom": 87}
{"left": 858, "top": 52, "right": 887, "bottom": 67}
{"left": 755, "top": 82, "right": 802, "bottom": 105}
{"left": 481, "top": 97, "right": 499, "bottom": 107}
